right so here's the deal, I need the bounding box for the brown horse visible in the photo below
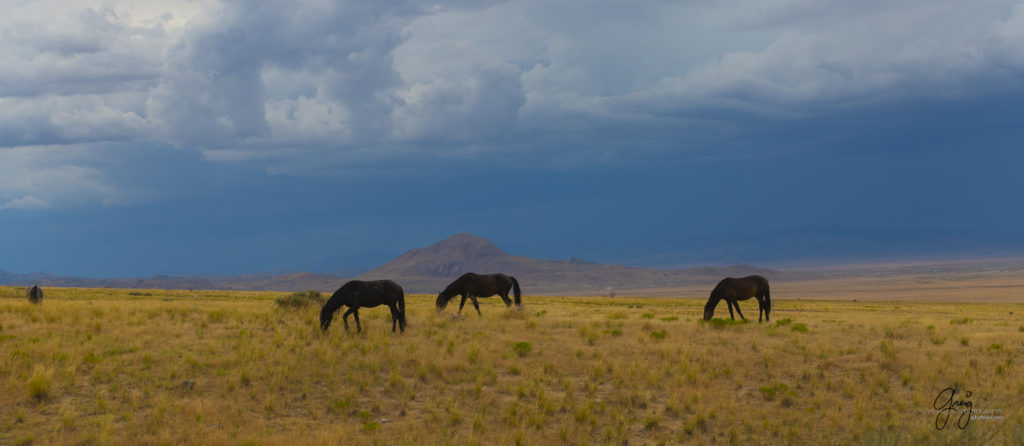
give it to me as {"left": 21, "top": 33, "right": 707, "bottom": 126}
{"left": 320, "top": 280, "right": 406, "bottom": 333}
{"left": 436, "top": 272, "right": 521, "bottom": 316}
{"left": 703, "top": 275, "right": 771, "bottom": 322}
{"left": 27, "top": 285, "right": 43, "bottom": 304}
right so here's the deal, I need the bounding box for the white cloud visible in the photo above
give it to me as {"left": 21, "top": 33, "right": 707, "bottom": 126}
{"left": 0, "top": 95, "right": 152, "bottom": 146}
{"left": 614, "top": 1, "right": 1024, "bottom": 117}
{"left": 0, "top": 195, "right": 51, "bottom": 210}
{"left": 2, "top": 0, "right": 1024, "bottom": 194}
{"left": 265, "top": 95, "right": 353, "bottom": 143}
{"left": 390, "top": 63, "right": 525, "bottom": 142}
{"left": 0, "top": 3, "right": 175, "bottom": 98}
{"left": 0, "top": 145, "right": 147, "bottom": 211}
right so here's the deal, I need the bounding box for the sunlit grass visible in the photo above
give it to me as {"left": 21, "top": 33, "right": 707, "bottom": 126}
{"left": 1, "top": 286, "right": 1022, "bottom": 444}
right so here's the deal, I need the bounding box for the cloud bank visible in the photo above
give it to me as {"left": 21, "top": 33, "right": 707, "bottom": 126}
{"left": 3, "top": 0, "right": 1024, "bottom": 209}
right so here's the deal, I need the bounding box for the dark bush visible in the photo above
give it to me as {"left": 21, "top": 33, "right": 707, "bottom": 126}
{"left": 275, "top": 290, "right": 325, "bottom": 308}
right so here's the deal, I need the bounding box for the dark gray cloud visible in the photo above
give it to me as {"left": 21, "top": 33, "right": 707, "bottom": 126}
{"left": 3, "top": 0, "right": 1024, "bottom": 216}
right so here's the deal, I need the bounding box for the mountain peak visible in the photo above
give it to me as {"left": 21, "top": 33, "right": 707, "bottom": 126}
{"left": 361, "top": 233, "right": 511, "bottom": 280}
{"left": 399, "top": 233, "right": 509, "bottom": 261}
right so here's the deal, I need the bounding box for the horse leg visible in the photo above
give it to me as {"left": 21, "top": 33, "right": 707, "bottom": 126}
{"left": 353, "top": 309, "right": 361, "bottom": 333}
{"left": 761, "top": 295, "right": 770, "bottom": 322}
{"left": 733, "top": 301, "right": 747, "bottom": 320}
{"left": 389, "top": 304, "right": 399, "bottom": 332}
{"left": 757, "top": 297, "right": 765, "bottom": 322}
{"left": 342, "top": 307, "right": 356, "bottom": 331}
{"left": 458, "top": 295, "right": 468, "bottom": 315}
{"left": 727, "top": 300, "right": 736, "bottom": 320}
{"left": 500, "top": 292, "right": 511, "bottom": 307}
{"left": 470, "top": 295, "right": 482, "bottom": 316}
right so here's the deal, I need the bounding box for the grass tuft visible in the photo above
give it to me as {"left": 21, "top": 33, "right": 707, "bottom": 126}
{"left": 704, "top": 318, "right": 748, "bottom": 329}
{"left": 512, "top": 342, "right": 533, "bottom": 357}
{"left": 27, "top": 366, "right": 53, "bottom": 400}
{"left": 274, "top": 290, "right": 325, "bottom": 308}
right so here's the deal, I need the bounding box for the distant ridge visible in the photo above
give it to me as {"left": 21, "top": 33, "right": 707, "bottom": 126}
{"left": 360, "top": 233, "right": 786, "bottom": 293}
{"left": 0, "top": 269, "right": 219, "bottom": 291}
{"left": 0, "top": 234, "right": 801, "bottom": 294}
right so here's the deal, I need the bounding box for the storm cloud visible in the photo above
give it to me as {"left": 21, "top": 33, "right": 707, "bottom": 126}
{"left": 2, "top": 0, "right": 1024, "bottom": 275}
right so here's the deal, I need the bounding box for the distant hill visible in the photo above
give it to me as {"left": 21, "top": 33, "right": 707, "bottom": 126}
{"left": 0, "top": 233, "right": 800, "bottom": 294}
{"left": 211, "top": 272, "right": 344, "bottom": 292}
{"left": 359, "top": 233, "right": 788, "bottom": 293}
{"left": 0, "top": 269, "right": 344, "bottom": 293}
{"left": 0, "top": 269, "right": 218, "bottom": 291}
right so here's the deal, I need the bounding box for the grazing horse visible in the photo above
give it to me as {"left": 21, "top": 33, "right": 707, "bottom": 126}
{"left": 26, "top": 285, "right": 43, "bottom": 304}
{"left": 320, "top": 280, "right": 406, "bottom": 333}
{"left": 436, "top": 272, "right": 521, "bottom": 316}
{"left": 703, "top": 275, "right": 771, "bottom": 322}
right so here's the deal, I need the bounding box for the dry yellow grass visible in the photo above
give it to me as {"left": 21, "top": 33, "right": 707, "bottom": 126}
{"left": 1, "top": 284, "right": 1022, "bottom": 445}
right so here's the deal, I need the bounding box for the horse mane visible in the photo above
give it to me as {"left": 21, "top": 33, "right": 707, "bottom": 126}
{"left": 436, "top": 273, "right": 472, "bottom": 308}
{"left": 703, "top": 279, "right": 728, "bottom": 314}
{"left": 708, "top": 279, "right": 728, "bottom": 299}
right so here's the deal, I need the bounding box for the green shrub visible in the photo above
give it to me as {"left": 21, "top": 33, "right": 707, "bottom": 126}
{"left": 27, "top": 366, "right": 53, "bottom": 400}
{"left": 791, "top": 323, "right": 809, "bottom": 333}
{"left": 705, "top": 318, "right": 747, "bottom": 329}
{"left": 275, "top": 290, "right": 325, "bottom": 308}
{"left": 512, "top": 342, "right": 532, "bottom": 357}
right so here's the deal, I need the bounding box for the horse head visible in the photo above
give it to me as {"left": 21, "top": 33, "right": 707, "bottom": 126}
{"left": 319, "top": 306, "right": 334, "bottom": 332}
{"left": 435, "top": 291, "right": 450, "bottom": 311}
{"left": 703, "top": 293, "right": 720, "bottom": 321}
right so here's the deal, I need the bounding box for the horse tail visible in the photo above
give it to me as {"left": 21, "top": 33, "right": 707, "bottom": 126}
{"left": 27, "top": 285, "right": 43, "bottom": 304}
{"left": 511, "top": 276, "right": 522, "bottom": 305}
{"left": 397, "top": 287, "right": 407, "bottom": 327}
{"left": 765, "top": 283, "right": 771, "bottom": 313}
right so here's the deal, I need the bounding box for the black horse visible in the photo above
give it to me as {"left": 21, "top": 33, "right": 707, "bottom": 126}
{"left": 26, "top": 285, "right": 43, "bottom": 304}
{"left": 436, "top": 272, "right": 521, "bottom": 316}
{"left": 703, "top": 275, "right": 771, "bottom": 322}
{"left": 320, "top": 280, "right": 406, "bottom": 333}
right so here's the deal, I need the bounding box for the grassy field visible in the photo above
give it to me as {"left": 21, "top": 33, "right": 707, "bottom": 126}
{"left": 1, "top": 285, "right": 1022, "bottom": 445}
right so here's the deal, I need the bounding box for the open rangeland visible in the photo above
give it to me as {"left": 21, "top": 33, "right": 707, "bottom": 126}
{"left": 1, "top": 284, "right": 1022, "bottom": 445}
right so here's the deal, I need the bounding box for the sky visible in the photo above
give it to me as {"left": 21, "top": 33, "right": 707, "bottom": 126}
{"left": 2, "top": 0, "right": 1024, "bottom": 277}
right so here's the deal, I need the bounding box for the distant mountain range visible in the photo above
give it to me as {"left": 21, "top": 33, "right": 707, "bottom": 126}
{"left": 359, "top": 233, "right": 793, "bottom": 293}
{"left": 506, "top": 226, "right": 1024, "bottom": 269}
{"left": 0, "top": 233, "right": 797, "bottom": 294}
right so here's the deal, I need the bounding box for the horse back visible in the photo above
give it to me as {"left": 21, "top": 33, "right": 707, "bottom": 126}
{"left": 719, "top": 275, "right": 769, "bottom": 299}
{"left": 359, "top": 280, "right": 403, "bottom": 307}
{"left": 330, "top": 279, "right": 403, "bottom": 308}
{"left": 745, "top": 275, "right": 770, "bottom": 293}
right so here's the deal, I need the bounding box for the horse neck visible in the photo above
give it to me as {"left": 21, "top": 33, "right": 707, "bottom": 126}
{"left": 707, "top": 289, "right": 724, "bottom": 306}
{"left": 439, "top": 286, "right": 454, "bottom": 300}
{"left": 446, "top": 277, "right": 468, "bottom": 296}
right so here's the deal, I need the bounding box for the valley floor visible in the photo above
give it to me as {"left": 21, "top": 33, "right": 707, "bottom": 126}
{"left": 1, "top": 284, "right": 1022, "bottom": 444}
